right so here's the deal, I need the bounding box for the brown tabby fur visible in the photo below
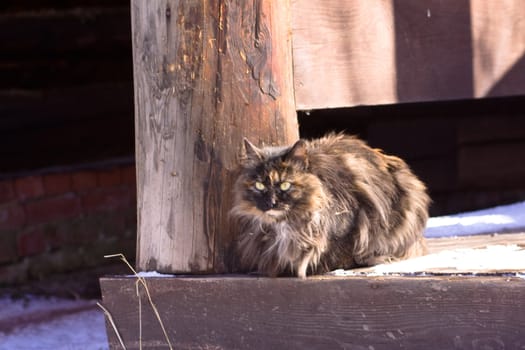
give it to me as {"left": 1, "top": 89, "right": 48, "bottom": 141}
{"left": 230, "top": 133, "right": 430, "bottom": 278}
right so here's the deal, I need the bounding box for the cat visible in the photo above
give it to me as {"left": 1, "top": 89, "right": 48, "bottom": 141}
{"left": 230, "top": 133, "right": 430, "bottom": 278}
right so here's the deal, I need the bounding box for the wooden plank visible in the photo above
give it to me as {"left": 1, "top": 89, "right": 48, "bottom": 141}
{"left": 367, "top": 119, "right": 456, "bottom": 160}
{"left": 430, "top": 190, "right": 525, "bottom": 218}
{"left": 409, "top": 157, "right": 458, "bottom": 193}
{"left": 0, "top": 1, "right": 128, "bottom": 11}
{"left": 291, "top": 0, "right": 525, "bottom": 110}
{"left": 459, "top": 141, "right": 525, "bottom": 188}
{"left": 0, "top": 7, "right": 131, "bottom": 56}
{"left": 343, "top": 233, "right": 525, "bottom": 275}
{"left": 0, "top": 83, "right": 133, "bottom": 172}
{"left": 458, "top": 115, "right": 525, "bottom": 145}
{"left": 0, "top": 58, "right": 132, "bottom": 90}
{"left": 392, "top": 0, "right": 473, "bottom": 104}
{"left": 0, "top": 83, "right": 133, "bottom": 127}
{"left": 100, "top": 275, "right": 525, "bottom": 349}
{"left": 291, "top": 0, "right": 397, "bottom": 109}
{"left": 427, "top": 233, "right": 525, "bottom": 254}
{"left": 471, "top": 0, "right": 525, "bottom": 98}
{"left": 132, "top": 0, "right": 299, "bottom": 273}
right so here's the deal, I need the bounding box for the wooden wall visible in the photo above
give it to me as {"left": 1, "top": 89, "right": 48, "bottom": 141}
{"left": 0, "top": 1, "right": 134, "bottom": 173}
{"left": 292, "top": 0, "right": 525, "bottom": 110}
{"left": 299, "top": 96, "right": 525, "bottom": 216}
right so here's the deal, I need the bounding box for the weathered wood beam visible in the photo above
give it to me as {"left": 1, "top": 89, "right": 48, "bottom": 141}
{"left": 131, "top": 0, "right": 298, "bottom": 273}
{"left": 100, "top": 275, "right": 525, "bottom": 349}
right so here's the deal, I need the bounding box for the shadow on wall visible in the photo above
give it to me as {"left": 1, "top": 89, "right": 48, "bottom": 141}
{"left": 487, "top": 54, "right": 525, "bottom": 97}
{"left": 393, "top": 0, "right": 474, "bottom": 102}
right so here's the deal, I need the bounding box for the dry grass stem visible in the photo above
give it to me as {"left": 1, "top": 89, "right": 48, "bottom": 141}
{"left": 97, "top": 302, "right": 127, "bottom": 350}
{"left": 104, "top": 253, "right": 174, "bottom": 350}
{"left": 136, "top": 281, "right": 142, "bottom": 350}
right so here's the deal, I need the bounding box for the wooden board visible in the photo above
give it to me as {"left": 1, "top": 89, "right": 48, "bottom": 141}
{"left": 459, "top": 141, "right": 525, "bottom": 188}
{"left": 0, "top": 83, "right": 134, "bottom": 172}
{"left": 291, "top": 0, "right": 525, "bottom": 110}
{"left": 100, "top": 275, "right": 525, "bottom": 349}
{"left": 340, "top": 233, "right": 525, "bottom": 276}
{"left": 427, "top": 232, "right": 525, "bottom": 254}
{"left": 0, "top": 4, "right": 134, "bottom": 173}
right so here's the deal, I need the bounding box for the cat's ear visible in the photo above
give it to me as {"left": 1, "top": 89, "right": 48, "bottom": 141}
{"left": 243, "top": 138, "right": 263, "bottom": 164}
{"left": 285, "top": 140, "right": 308, "bottom": 167}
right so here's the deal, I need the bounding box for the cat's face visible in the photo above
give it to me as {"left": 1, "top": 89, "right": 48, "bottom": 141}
{"left": 233, "top": 139, "right": 324, "bottom": 222}
{"left": 242, "top": 164, "right": 301, "bottom": 219}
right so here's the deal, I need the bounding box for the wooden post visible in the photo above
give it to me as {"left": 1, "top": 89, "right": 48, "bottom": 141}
{"left": 131, "top": 0, "right": 298, "bottom": 273}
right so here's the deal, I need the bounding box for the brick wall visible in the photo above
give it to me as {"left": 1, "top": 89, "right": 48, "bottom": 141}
{"left": 0, "top": 162, "right": 136, "bottom": 285}
{"left": 0, "top": 2, "right": 136, "bottom": 291}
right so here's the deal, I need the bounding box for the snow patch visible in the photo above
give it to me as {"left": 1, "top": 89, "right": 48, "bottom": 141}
{"left": 134, "top": 271, "right": 175, "bottom": 278}
{"left": 425, "top": 201, "right": 525, "bottom": 238}
{"left": 0, "top": 295, "right": 108, "bottom": 350}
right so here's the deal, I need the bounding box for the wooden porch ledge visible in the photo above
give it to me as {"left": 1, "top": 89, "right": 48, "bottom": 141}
{"left": 100, "top": 233, "right": 525, "bottom": 350}
{"left": 344, "top": 232, "right": 525, "bottom": 276}
{"left": 100, "top": 274, "right": 524, "bottom": 349}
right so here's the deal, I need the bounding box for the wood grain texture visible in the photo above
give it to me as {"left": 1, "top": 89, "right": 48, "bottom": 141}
{"left": 291, "top": 0, "right": 397, "bottom": 109}
{"left": 100, "top": 275, "right": 525, "bottom": 349}
{"left": 291, "top": 0, "right": 525, "bottom": 110}
{"left": 471, "top": 0, "right": 525, "bottom": 98}
{"left": 132, "top": 0, "right": 299, "bottom": 273}
{"left": 427, "top": 233, "right": 525, "bottom": 254}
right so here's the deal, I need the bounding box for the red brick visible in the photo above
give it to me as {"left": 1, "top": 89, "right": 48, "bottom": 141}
{"left": 0, "top": 204, "right": 26, "bottom": 230}
{"left": 24, "top": 194, "right": 82, "bottom": 225}
{"left": 71, "top": 171, "right": 97, "bottom": 192}
{"left": 0, "top": 230, "right": 17, "bottom": 263}
{"left": 0, "top": 263, "right": 28, "bottom": 285}
{"left": 14, "top": 176, "right": 45, "bottom": 200}
{"left": 43, "top": 173, "right": 72, "bottom": 195}
{"left": 81, "top": 188, "right": 132, "bottom": 213}
{"left": 0, "top": 180, "right": 16, "bottom": 204}
{"left": 56, "top": 218, "right": 93, "bottom": 245}
{"left": 120, "top": 165, "right": 137, "bottom": 186}
{"left": 97, "top": 168, "right": 122, "bottom": 187}
{"left": 17, "top": 227, "right": 47, "bottom": 257}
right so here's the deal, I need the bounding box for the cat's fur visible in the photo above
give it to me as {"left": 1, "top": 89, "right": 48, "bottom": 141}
{"left": 230, "top": 133, "right": 430, "bottom": 278}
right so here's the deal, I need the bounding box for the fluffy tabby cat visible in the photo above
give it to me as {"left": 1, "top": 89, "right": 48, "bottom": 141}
{"left": 230, "top": 133, "right": 430, "bottom": 278}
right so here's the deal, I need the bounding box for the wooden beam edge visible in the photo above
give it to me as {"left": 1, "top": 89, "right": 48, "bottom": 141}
{"left": 99, "top": 275, "right": 525, "bottom": 349}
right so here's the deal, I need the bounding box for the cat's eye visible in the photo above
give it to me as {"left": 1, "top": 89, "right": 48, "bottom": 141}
{"left": 280, "top": 181, "right": 291, "bottom": 191}
{"left": 254, "top": 181, "right": 266, "bottom": 191}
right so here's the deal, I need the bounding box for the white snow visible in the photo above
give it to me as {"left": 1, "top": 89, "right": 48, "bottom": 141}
{"left": 332, "top": 200, "right": 525, "bottom": 276}
{"left": 134, "top": 271, "right": 174, "bottom": 278}
{"left": 331, "top": 244, "right": 525, "bottom": 276}
{"left": 1, "top": 201, "right": 525, "bottom": 349}
{"left": 424, "top": 201, "right": 525, "bottom": 238}
{"left": 0, "top": 296, "right": 108, "bottom": 350}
